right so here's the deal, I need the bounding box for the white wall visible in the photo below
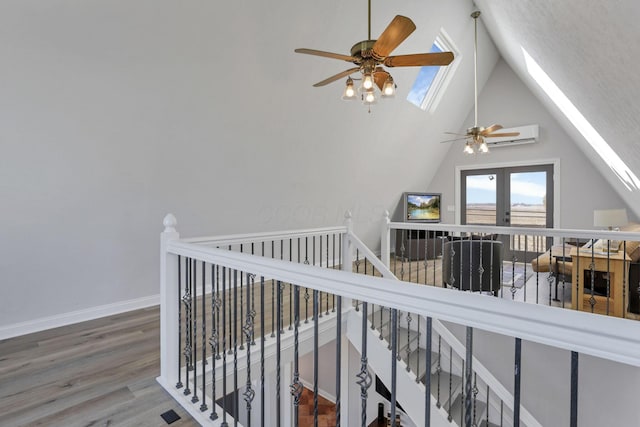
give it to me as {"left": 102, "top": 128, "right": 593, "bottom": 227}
{"left": 0, "top": 0, "right": 492, "bottom": 330}
{"left": 427, "top": 59, "right": 633, "bottom": 228}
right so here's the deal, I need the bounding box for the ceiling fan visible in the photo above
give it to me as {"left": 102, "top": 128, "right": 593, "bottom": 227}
{"left": 294, "top": 0, "right": 454, "bottom": 105}
{"left": 442, "top": 11, "right": 519, "bottom": 153}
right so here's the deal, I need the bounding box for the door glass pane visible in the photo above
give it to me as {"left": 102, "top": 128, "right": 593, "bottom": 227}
{"left": 465, "top": 174, "right": 497, "bottom": 225}
{"left": 509, "top": 171, "right": 548, "bottom": 255}
{"left": 509, "top": 171, "right": 547, "bottom": 227}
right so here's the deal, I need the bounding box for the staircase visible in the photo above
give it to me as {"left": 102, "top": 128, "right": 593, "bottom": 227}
{"left": 366, "top": 307, "right": 504, "bottom": 427}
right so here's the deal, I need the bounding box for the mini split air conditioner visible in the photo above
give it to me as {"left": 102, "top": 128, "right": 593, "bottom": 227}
{"left": 485, "top": 124, "right": 539, "bottom": 148}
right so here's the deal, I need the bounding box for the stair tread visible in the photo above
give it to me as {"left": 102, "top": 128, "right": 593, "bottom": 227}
{"left": 428, "top": 370, "right": 463, "bottom": 408}
{"left": 405, "top": 348, "right": 439, "bottom": 381}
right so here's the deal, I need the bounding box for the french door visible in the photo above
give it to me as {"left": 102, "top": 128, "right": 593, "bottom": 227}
{"left": 461, "top": 164, "right": 554, "bottom": 261}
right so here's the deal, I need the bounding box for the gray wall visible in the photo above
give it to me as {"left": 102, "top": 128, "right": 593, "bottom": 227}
{"left": 427, "top": 59, "right": 632, "bottom": 228}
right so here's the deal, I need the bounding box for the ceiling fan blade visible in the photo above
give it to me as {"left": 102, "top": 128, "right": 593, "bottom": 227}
{"left": 485, "top": 132, "right": 521, "bottom": 138}
{"left": 440, "top": 136, "right": 469, "bottom": 143}
{"left": 480, "top": 124, "right": 503, "bottom": 135}
{"left": 374, "top": 68, "right": 390, "bottom": 91}
{"left": 294, "top": 48, "right": 355, "bottom": 62}
{"left": 384, "top": 51, "right": 454, "bottom": 68}
{"left": 372, "top": 15, "right": 416, "bottom": 58}
{"left": 444, "top": 131, "right": 469, "bottom": 137}
{"left": 312, "top": 67, "right": 361, "bottom": 87}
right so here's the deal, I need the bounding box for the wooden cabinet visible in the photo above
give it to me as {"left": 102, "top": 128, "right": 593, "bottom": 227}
{"left": 571, "top": 248, "right": 630, "bottom": 317}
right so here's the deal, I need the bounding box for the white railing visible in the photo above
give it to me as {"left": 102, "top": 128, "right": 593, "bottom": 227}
{"left": 159, "top": 213, "right": 640, "bottom": 427}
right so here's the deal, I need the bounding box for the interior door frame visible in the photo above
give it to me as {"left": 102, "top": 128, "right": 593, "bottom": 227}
{"left": 455, "top": 158, "right": 561, "bottom": 229}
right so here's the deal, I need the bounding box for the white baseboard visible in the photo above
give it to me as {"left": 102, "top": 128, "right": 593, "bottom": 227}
{"left": 299, "top": 378, "right": 337, "bottom": 403}
{"left": 0, "top": 294, "right": 160, "bottom": 340}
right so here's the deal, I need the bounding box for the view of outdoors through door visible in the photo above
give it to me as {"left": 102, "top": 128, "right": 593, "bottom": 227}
{"left": 462, "top": 165, "right": 553, "bottom": 261}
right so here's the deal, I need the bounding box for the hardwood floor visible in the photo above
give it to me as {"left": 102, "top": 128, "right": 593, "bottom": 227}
{"left": 0, "top": 307, "right": 197, "bottom": 427}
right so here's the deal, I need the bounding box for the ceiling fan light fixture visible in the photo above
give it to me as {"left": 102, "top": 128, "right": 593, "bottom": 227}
{"left": 382, "top": 76, "right": 396, "bottom": 97}
{"left": 363, "top": 87, "right": 377, "bottom": 105}
{"left": 463, "top": 142, "right": 475, "bottom": 155}
{"left": 362, "top": 72, "right": 374, "bottom": 90}
{"left": 479, "top": 140, "right": 489, "bottom": 153}
{"left": 342, "top": 77, "right": 356, "bottom": 100}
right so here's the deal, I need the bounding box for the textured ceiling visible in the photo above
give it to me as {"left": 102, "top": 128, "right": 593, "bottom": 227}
{"left": 475, "top": 0, "right": 640, "bottom": 216}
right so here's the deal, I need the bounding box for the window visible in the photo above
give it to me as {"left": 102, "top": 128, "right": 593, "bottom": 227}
{"left": 406, "top": 29, "right": 460, "bottom": 112}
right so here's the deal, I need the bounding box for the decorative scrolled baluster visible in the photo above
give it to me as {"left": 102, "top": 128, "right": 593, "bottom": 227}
{"left": 243, "top": 272, "right": 255, "bottom": 426}
{"left": 209, "top": 265, "right": 219, "bottom": 421}
{"left": 290, "top": 284, "right": 302, "bottom": 426}
{"left": 182, "top": 258, "right": 192, "bottom": 396}
{"left": 356, "top": 301, "right": 372, "bottom": 427}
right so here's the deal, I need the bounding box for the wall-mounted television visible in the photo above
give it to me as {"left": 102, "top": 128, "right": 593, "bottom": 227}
{"left": 403, "top": 192, "right": 441, "bottom": 222}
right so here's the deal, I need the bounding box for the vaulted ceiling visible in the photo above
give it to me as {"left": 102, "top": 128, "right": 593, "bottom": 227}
{"left": 474, "top": 0, "right": 640, "bottom": 217}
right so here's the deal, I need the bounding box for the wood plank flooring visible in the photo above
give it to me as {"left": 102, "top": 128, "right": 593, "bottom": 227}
{"left": 0, "top": 307, "right": 198, "bottom": 427}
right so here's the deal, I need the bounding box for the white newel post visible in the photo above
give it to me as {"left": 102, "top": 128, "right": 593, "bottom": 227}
{"left": 381, "top": 210, "right": 391, "bottom": 268}
{"left": 160, "top": 214, "right": 180, "bottom": 384}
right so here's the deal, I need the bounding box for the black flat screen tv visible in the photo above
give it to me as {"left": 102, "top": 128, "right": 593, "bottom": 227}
{"left": 403, "top": 192, "right": 441, "bottom": 222}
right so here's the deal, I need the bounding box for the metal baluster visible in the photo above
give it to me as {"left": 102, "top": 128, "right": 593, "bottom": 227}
{"left": 485, "top": 384, "right": 490, "bottom": 427}
{"left": 514, "top": 338, "right": 522, "bottom": 427}
{"left": 424, "top": 317, "right": 432, "bottom": 426}
{"left": 216, "top": 266, "right": 221, "bottom": 360}
{"left": 272, "top": 241, "right": 276, "bottom": 337}
{"left": 606, "top": 244, "right": 611, "bottom": 315}
{"left": 251, "top": 244, "right": 256, "bottom": 346}
{"left": 279, "top": 281, "right": 285, "bottom": 334}
{"left": 405, "top": 312, "right": 412, "bottom": 370}
{"left": 276, "top": 280, "right": 282, "bottom": 427}
{"left": 313, "top": 289, "right": 320, "bottom": 427}
{"left": 233, "top": 270, "right": 239, "bottom": 425}
{"left": 332, "top": 234, "right": 336, "bottom": 312}
{"left": 192, "top": 258, "right": 198, "bottom": 404}
{"left": 305, "top": 237, "right": 310, "bottom": 322}
{"left": 510, "top": 255, "right": 517, "bottom": 300}
{"left": 335, "top": 294, "right": 342, "bottom": 426}
{"left": 183, "top": 258, "right": 192, "bottom": 396}
{"left": 290, "top": 284, "right": 302, "bottom": 427}
{"left": 524, "top": 237, "right": 528, "bottom": 302}
{"left": 461, "top": 359, "right": 465, "bottom": 427}
{"left": 500, "top": 400, "right": 504, "bottom": 427}
{"left": 210, "top": 265, "right": 219, "bottom": 421}
{"left": 408, "top": 231, "right": 413, "bottom": 281}
{"left": 260, "top": 276, "right": 265, "bottom": 425}
{"left": 570, "top": 351, "right": 579, "bottom": 427}
{"left": 447, "top": 345, "right": 453, "bottom": 421}
{"left": 436, "top": 336, "right": 442, "bottom": 408}
{"left": 415, "top": 315, "right": 421, "bottom": 378}
{"left": 200, "top": 261, "right": 207, "bottom": 411}
{"left": 589, "top": 244, "right": 596, "bottom": 312}
{"left": 221, "top": 267, "right": 228, "bottom": 427}
{"left": 464, "top": 327, "right": 473, "bottom": 427}
{"left": 239, "top": 245, "right": 244, "bottom": 351}
{"left": 243, "top": 273, "right": 255, "bottom": 427}
{"left": 356, "top": 301, "right": 372, "bottom": 427}
{"left": 176, "top": 255, "right": 183, "bottom": 389}
{"left": 399, "top": 230, "right": 406, "bottom": 280}
{"left": 390, "top": 308, "right": 398, "bottom": 427}
{"left": 319, "top": 237, "right": 323, "bottom": 319}
{"left": 289, "top": 240, "right": 293, "bottom": 330}
{"left": 326, "top": 234, "right": 330, "bottom": 315}
{"left": 354, "top": 250, "right": 361, "bottom": 310}
{"left": 396, "top": 311, "right": 402, "bottom": 360}
{"left": 472, "top": 373, "right": 478, "bottom": 427}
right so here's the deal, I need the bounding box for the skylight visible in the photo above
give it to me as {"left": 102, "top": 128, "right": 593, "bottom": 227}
{"left": 522, "top": 47, "right": 640, "bottom": 191}
{"left": 407, "top": 29, "right": 459, "bottom": 112}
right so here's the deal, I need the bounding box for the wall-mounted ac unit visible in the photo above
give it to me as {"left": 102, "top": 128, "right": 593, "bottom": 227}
{"left": 485, "top": 124, "right": 539, "bottom": 148}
